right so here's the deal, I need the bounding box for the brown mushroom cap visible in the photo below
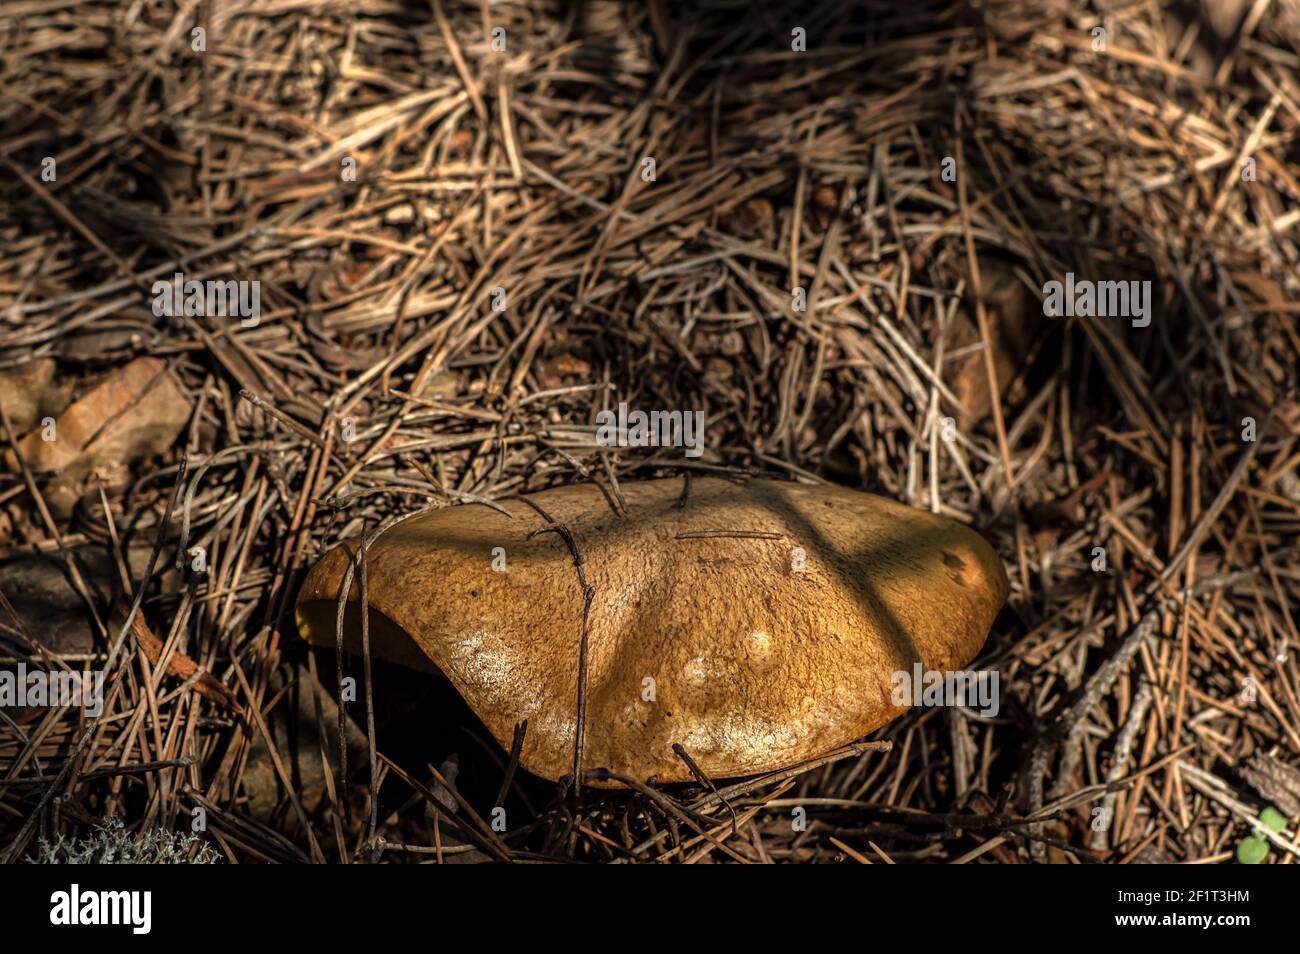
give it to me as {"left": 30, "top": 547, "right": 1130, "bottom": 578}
{"left": 295, "top": 477, "right": 1007, "bottom": 785}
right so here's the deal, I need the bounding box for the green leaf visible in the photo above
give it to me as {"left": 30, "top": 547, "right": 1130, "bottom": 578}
{"left": 1237, "top": 835, "right": 1269, "bottom": 865}
{"left": 1259, "top": 806, "right": 1287, "bottom": 834}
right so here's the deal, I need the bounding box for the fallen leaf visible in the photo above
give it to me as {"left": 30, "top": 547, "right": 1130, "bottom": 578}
{"left": 0, "top": 358, "right": 60, "bottom": 435}
{"left": 947, "top": 261, "right": 1034, "bottom": 423}
{"left": 4, "top": 357, "right": 191, "bottom": 515}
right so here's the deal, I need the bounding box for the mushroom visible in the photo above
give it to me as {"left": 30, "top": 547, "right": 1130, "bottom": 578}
{"left": 296, "top": 477, "right": 1007, "bottom": 785}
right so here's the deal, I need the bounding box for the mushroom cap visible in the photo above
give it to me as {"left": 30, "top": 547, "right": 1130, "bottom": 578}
{"left": 296, "top": 478, "right": 1007, "bottom": 785}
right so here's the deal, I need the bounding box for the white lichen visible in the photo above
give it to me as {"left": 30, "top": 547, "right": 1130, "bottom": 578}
{"left": 32, "top": 817, "right": 219, "bottom": 864}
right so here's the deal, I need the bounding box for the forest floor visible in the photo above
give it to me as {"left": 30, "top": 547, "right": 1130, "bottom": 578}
{"left": 2, "top": 0, "right": 1299, "bottom": 863}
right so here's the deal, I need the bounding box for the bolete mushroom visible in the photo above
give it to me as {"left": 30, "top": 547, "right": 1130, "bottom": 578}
{"left": 296, "top": 477, "right": 1007, "bottom": 785}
